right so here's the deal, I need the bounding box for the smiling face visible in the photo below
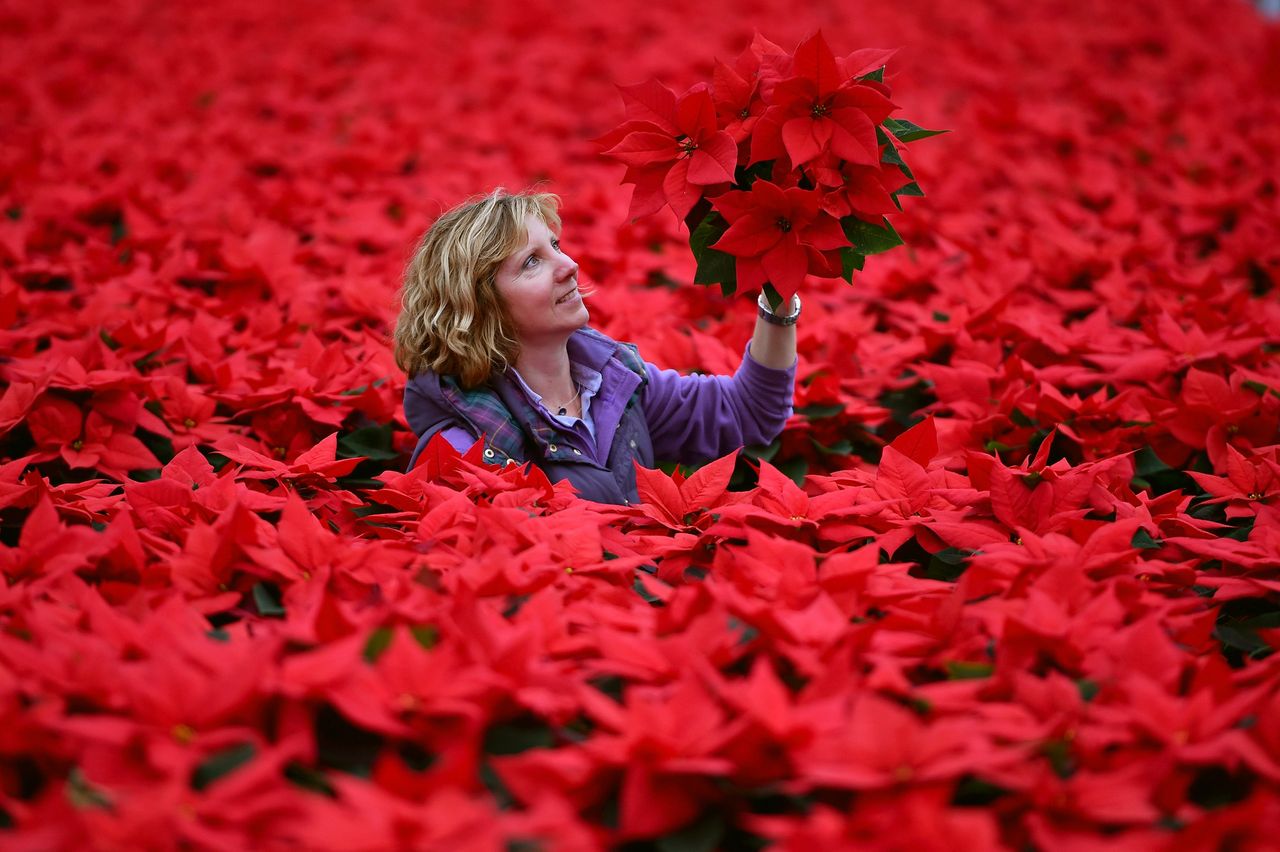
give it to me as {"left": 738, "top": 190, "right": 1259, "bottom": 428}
{"left": 493, "top": 214, "right": 589, "bottom": 345}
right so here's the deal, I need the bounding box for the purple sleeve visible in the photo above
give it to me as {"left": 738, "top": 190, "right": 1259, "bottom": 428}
{"left": 640, "top": 341, "right": 796, "bottom": 465}
{"left": 439, "top": 425, "right": 479, "bottom": 453}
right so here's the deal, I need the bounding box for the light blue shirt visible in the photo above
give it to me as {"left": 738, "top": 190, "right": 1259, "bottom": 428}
{"left": 510, "top": 359, "right": 604, "bottom": 444}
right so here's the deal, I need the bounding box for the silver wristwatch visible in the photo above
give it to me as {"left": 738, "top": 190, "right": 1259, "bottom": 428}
{"left": 757, "top": 292, "right": 802, "bottom": 326}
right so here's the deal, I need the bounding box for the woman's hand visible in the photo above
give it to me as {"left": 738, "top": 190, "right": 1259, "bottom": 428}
{"left": 748, "top": 292, "right": 799, "bottom": 370}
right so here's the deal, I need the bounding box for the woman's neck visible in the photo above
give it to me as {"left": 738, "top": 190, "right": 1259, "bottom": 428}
{"left": 514, "top": 336, "right": 576, "bottom": 405}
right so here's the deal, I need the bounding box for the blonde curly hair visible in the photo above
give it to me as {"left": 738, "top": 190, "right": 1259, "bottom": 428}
{"left": 393, "top": 188, "right": 565, "bottom": 388}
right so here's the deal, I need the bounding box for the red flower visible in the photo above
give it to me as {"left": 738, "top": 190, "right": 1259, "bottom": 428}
{"left": 1161, "top": 368, "right": 1280, "bottom": 471}
{"left": 711, "top": 60, "right": 764, "bottom": 152}
{"left": 156, "top": 377, "right": 238, "bottom": 451}
{"left": 1187, "top": 444, "right": 1280, "bottom": 519}
{"left": 710, "top": 179, "right": 848, "bottom": 300}
{"left": 818, "top": 157, "right": 914, "bottom": 220}
{"left": 795, "top": 692, "right": 1007, "bottom": 790}
{"left": 749, "top": 32, "right": 897, "bottom": 168}
{"left": 576, "top": 674, "right": 736, "bottom": 838}
{"left": 711, "top": 33, "right": 790, "bottom": 150}
{"left": 26, "top": 393, "right": 161, "bottom": 479}
{"left": 631, "top": 450, "right": 742, "bottom": 531}
{"left": 601, "top": 81, "right": 738, "bottom": 221}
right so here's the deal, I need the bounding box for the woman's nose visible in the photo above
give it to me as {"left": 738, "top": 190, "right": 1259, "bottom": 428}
{"left": 556, "top": 253, "right": 579, "bottom": 280}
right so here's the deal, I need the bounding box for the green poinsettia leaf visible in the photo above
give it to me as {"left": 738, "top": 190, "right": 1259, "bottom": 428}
{"left": 689, "top": 212, "right": 737, "bottom": 288}
{"left": 884, "top": 117, "right": 950, "bottom": 142}
{"left": 840, "top": 247, "right": 866, "bottom": 282}
{"left": 338, "top": 424, "right": 399, "bottom": 461}
{"left": 1131, "top": 528, "right": 1163, "bottom": 550}
{"left": 842, "top": 216, "right": 904, "bottom": 255}
{"left": 192, "top": 743, "right": 257, "bottom": 791}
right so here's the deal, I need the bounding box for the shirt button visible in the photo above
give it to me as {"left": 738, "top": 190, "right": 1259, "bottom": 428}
{"left": 572, "top": 448, "right": 582, "bottom": 455}
{"left": 548, "top": 444, "right": 558, "bottom": 453}
{"left": 483, "top": 448, "right": 495, "bottom": 459}
{"left": 629, "top": 439, "right": 637, "bottom": 449}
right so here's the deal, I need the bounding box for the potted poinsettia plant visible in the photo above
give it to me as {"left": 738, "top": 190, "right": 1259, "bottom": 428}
{"left": 598, "top": 31, "right": 945, "bottom": 309}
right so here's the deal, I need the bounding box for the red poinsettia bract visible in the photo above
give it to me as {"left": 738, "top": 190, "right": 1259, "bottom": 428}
{"left": 710, "top": 179, "right": 847, "bottom": 300}
{"left": 602, "top": 81, "right": 738, "bottom": 221}
{"left": 749, "top": 32, "right": 898, "bottom": 169}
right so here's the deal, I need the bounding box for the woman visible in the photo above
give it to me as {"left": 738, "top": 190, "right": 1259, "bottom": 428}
{"left": 393, "top": 189, "right": 800, "bottom": 505}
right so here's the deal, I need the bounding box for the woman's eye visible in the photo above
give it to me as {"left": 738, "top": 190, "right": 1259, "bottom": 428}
{"left": 523, "top": 254, "right": 539, "bottom": 268}
{"left": 552, "top": 240, "right": 561, "bottom": 251}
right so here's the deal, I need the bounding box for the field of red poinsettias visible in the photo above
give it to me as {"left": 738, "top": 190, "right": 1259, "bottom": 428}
{"left": 3, "top": 0, "right": 1280, "bottom": 847}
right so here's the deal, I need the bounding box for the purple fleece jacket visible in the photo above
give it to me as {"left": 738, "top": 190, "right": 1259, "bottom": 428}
{"left": 402, "top": 327, "right": 795, "bottom": 502}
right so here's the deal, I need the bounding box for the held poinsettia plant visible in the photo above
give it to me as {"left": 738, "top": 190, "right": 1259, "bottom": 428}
{"left": 598, "top": 31, "right": 945, "bottom": 308}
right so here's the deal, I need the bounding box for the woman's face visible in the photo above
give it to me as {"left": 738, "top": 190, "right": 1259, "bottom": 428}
{"left": 493, "top": 214, "right": 588, "bottom": 344}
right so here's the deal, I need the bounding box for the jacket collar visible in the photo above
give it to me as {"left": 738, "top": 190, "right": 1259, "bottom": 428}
{"left": 564, "top": 326, "right": 625, "bottom": 374}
